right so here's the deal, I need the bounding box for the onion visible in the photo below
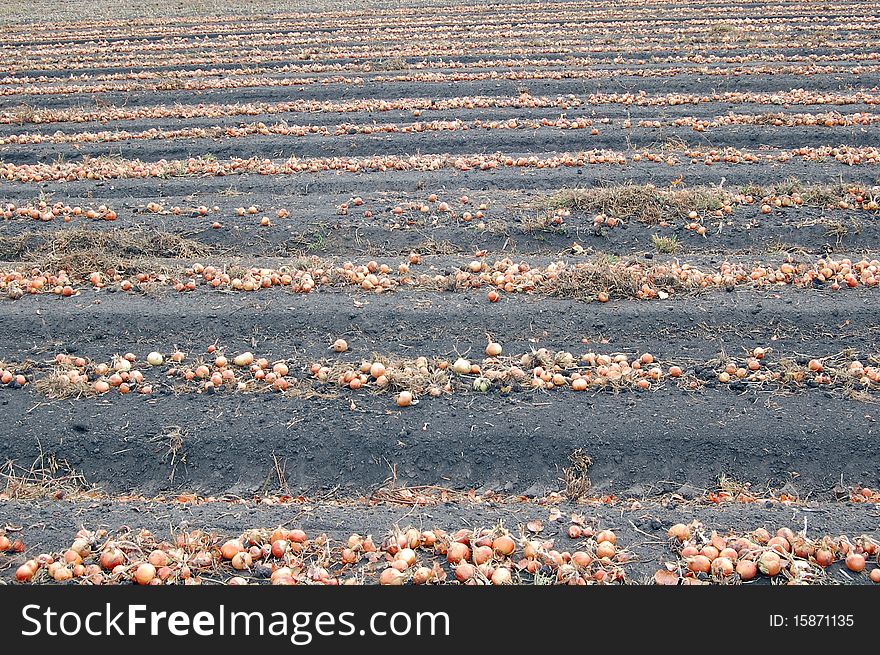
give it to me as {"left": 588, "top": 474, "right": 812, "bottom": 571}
{"left": 720, "top": 548, "right": 739, "bottom": 561}
{"left": 396, "top": 548, "right": 417, "bottom": 568}
{"left": 491, "top": 567, "right": 512, "bottom": 585}
{"left": 736, "top": 560, "right": 757, "bottom": 580}
{"left": 231, "top": 552, "right": 253, "bottom": 570}
{"left": 412, "top": 567, "right": 432, "bottom": 585}
{"left": 134, "top": 563, "right": 156, "bottom": 585}
{"left": 815, "top": 548, "right": 834, "bottom": 568}
{"left": 492, "top": 535, "right": 516, "bottom": 556}
{"left": 668, "top": 524, "right": 691, "bottom": 542}
{"left": 870, "top": 569, "right": 880, "bottom": 584}
{"left": 220, "top": 539, "right": 243, "bottom": 560}
{"left": 758, "top": 551, "right": 781, "bottom": 576}
{"left": 53, "top": 567, "right": 73, "bottom": 582}
{"left": 15, "top": 560, "right": 37, "bottom": 582}
{"left": 485, "top": 342, "right": 503, "bottom": 357}
{"left": 793, "top": 539, "right": 814, "bottom": 559}
{"left": 523, "top": 540, "right": 539, "bottom": 559}
{"left": 452, "top": 358, "right": 471, "bottom": 375}
{"left": 681, "top": 545, "right": 699, "bottom": 558}
{"left": 687, "top": 555, "right": 711, "bottom": 574}
{"left": 446, "top": 542, "right": 470, "bottom": 564}
{"left": 233, "top": 352, "right": 254, "bottom": 367}
{"left": 379, "top": 568, "right": 405, "bottom": 586}
{"left": 654, "top": 569, "right": 679, "bottom": 585}
{"left": 271, "top": 539, "right": 288, "bottom": 558}
{"left": 146, "top": 352, "right": 164, "bottom": 366}
{"left": 571, "top": 551, "right": 592, "bottom": 569}
{"left": 571, "top": 378, "right": 588, "bottom": 391}
{"left": 70, "top": 538, "right": 90, "bottom": 556}
{"left": 454, "top": 563, "right": 475, "bottom": 582}
{"left": 845, "top": 553, "right": 866, "bottom": 572}
{"left": 700, "top": 545, "right": 719, "bottom": 561}
{"left": 711, "top": 556, "right": 734, "bottom": 577}
{"left": 472, "top": 546, "right": 493, "bottom": 565}
{"left": 99, "top": 548, "right": 125, "bottom": 570}
{"left": 596, "top": 541, "right": 616, "bottom": 559}
{"left": 710, "top": 532, "right": 727, "bottom": 552}
{"left": 331, "top": 339, "right": 349, "bottom": 353}
{"left": 271, "top": 567, "right": 293, "bottom": 584}
{"left": 395, "top": 391, "right": 415, "bottom": 407}
{"left": 148, "top": 550, "right": 168, "bottom": 567}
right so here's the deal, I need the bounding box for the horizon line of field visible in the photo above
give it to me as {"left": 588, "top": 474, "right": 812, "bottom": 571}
{"left": 3, "top": 2, "right": 875, "bottom": 35}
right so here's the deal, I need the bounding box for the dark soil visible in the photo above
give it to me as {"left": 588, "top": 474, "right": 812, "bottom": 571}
{"left": 1, "top": 0, "right": 879, "bottom": 585}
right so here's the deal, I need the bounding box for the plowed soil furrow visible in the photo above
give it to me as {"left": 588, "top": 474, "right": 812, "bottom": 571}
{"left": 1, "top": 0, "right": 879, "bottom": 586}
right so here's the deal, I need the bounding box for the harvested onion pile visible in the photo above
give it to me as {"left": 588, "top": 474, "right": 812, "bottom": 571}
{"left": 6, "top": 521, "right": 628, "bottom": 586}
{"left": 4, "top": 254, "right": 880, "bottom": 302}
{"left": 657, "top": 522, "right": 880, "bottom": 585}
{"left": 3, "top": 346, "right": 879, "bottom": 402}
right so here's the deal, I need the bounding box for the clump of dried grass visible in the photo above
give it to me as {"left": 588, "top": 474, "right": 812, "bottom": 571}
{"left": 7, "top": 103, "right": 36, "bottom": 125}
{"left": 549, "top": 258, "right": 688, "bottom": 300}
{"left": 372, "top": 56, "right": 409, "bottom": 71}
{"left": 0, "top": 227, "right": 215, "bottom": 276}
{"left": 322, "top": 354, "right": 452, "bottom": 395}
{"left": 149, "top": 426, "right": 187, "bottom": 482}
{"left": 562, "top": 449, "right": 592, "bottom": 500}
{"left": 534, "top": 179, "right": 872, "bottom": 226}
{"left": 34, "top": 368, "right": 96, "bottom": 399}
{"left": 763, "top": 177, "right": 849, "bottom": 206}
{"left": 538, "top": 184, "right": 730, "bottom": 224}
{"left": 1, "top": 451, "right": 101, "bottom": 500}
{"left": 413, "top": 239, "right": 462, "bottom": 256}
{"left": 716, "top": 474, "right": 752, "bottom": 500}
{"left": 518, "top": 212, "right": 564, "bottom": 233}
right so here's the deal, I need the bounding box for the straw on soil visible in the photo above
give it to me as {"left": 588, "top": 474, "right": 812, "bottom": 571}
{"left": 0, "top": 227, "right": 215, "bottom": 276}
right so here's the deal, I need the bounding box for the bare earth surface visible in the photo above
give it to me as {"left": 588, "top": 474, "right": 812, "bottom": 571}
{"left": 1, "top": 0, "right": 879, "bottom": 585}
